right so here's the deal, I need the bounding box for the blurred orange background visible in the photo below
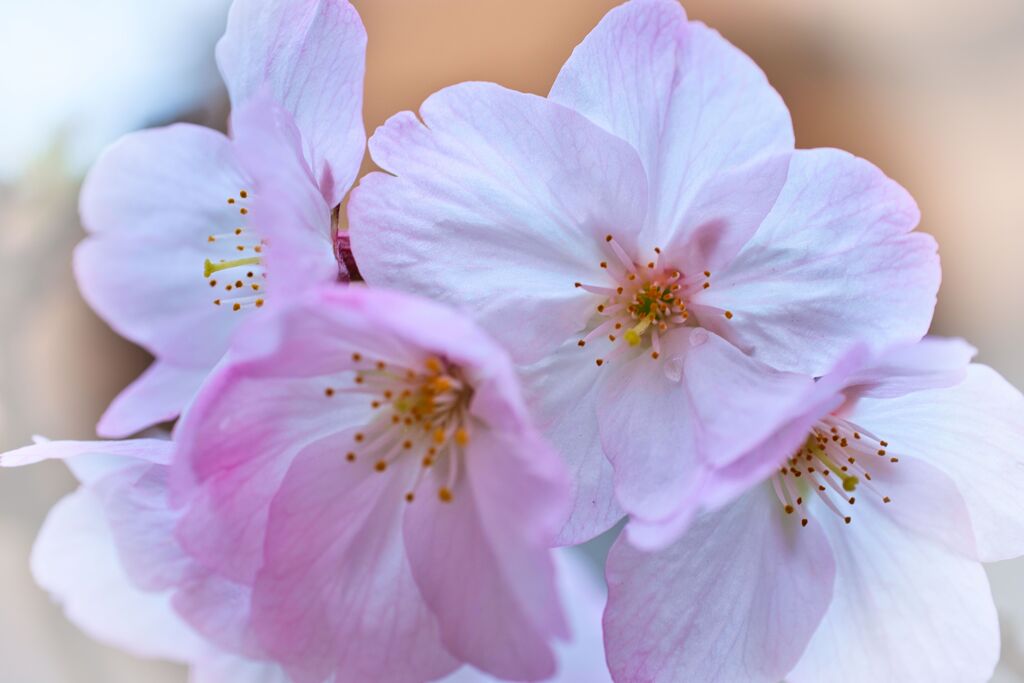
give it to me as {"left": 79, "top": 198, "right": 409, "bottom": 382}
{"left": 1, "top": 1, "right": 1022, "bottom": 680}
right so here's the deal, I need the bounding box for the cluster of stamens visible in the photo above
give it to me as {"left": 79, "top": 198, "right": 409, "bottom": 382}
{"left": 324, "top": 353, "right": 473, "bottom": 503}
{"left": 772, "top": 417, "right": 896, "bottom": 528}
{"left": 203, "top": 190, "right": 266, "bottom": 312}
{"left": 574, "top": 235, "right": 731, "bottom": 366}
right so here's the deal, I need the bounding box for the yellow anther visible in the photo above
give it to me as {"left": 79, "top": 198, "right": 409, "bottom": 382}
{"left": 438, "top": 487, "right": 453, "bottom": 502}
{"left": 425, "top": 356, "right": 443, "bottom": 374}
{"left": 455, "top": 427, "right": 469, "bottom": 446}
{"left": 433, "top": 428, "right": 446, "bottom": 444}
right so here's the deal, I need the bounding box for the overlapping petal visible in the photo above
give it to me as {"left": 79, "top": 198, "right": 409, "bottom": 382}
{"left": 218, "top": 0, "right": 367, "bottom": 206}
{"left": 789, "top": 492, "right": 999, "bottom": 683}
{"left": 693, "top": 149, "right": 940, "bottom": 375}
{"left": 597, "top": 328, "right": 812, "bottom": 538}
{"left": 604, "top": 486, "right": 834, "bottom": 683}
{"left": 852, "top": 364, "right": 1024, "bottom": 561}
{"left": 550, "top": 0, "right": 793, "bottom": 252}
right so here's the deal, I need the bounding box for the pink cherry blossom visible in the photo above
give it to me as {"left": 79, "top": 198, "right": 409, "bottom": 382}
{"left": 347, "top": 0, "right": 940, "bottom": 544}
{"left": 166, "top": 285, "right": 572, "bottom": 682}
{"left": 1, "top": 437, "right": 610, "bottom": 683}
{"left": 603, "top": 338, "right": 1024, "bottom": 683}
{"left": 75, "top": 0, "right": 367, "bottom": 439}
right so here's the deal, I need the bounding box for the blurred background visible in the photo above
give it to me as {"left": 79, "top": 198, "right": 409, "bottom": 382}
{"left": 1, "top": 0, "right": 1022, "bottom": 681}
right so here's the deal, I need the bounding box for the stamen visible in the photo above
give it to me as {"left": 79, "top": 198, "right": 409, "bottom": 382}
{"left": 204, "top": 257, "right": 261, "bottom": 277}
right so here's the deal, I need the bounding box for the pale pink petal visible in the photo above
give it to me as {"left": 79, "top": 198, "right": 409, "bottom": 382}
{"left": 191, "top": 655, "right": 289, "bottom": 683}
{"left": 658, "top": 153, "right": 791, "bottom": 276}
{"left": 349, "top": 82, "right": 649, "bottom": 364}
{"left": 172, "top": 291, "right": 384, "bottom": 583}
{"left": 0, "top": 437, "right": 171, "bottom": 477}
{"left": 31, "top": 487, "right": 207, "bottom": 663}
{"left": 522, "top": 340, "right": 623, "bottom": 545}
{"left": 598, "top": 328, "right": 813, "bottom": 544}
{"left": 604, "top": 485, "right": 834, "bottom": 683}
{"left": 97, "top": 361, "right": 208, "bottom": 438}
{"left": 626, "top": 354, "right": 850, "bottom": 550}
{"left": 217, "top": 0, "right": 366, "bottom": 206}
{"left": 229, "top": 94, "right": 338, "bottom": 296}
{"left": 789, "top": 488, "right": 998, "bottom": 683}
{"left": 694, "top": 149, "right": 940, "bottom": 375}
{"left": 403, "top": 427, "right": 568, "bottom": 681}
{"left": 842, "top": 336, "right": 976, "bottom": 400}
{"left": 851, "top": 364, "right": 1024, "bottom": 561}
{"left": 76, "top": 124, "right": 247, "bottom": 368}
{"left": 251, "top": 442, "right": 457, "bottom": 683}
{"left": 91, "top": 463, "right": 199, "bottom": 592}
{"left": 550, "top": 0, "right": 793, "bottom": 251}
{"left": 439, "top": 549, "right": 611, "bottom": 683}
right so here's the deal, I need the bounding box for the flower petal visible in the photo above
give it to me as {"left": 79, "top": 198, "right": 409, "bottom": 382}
{"left": 604, "top": 485, "right": 834, "bottom": 683}
{"left": 76, "top": 124, "right": 247, "bottom": 367}
{"left": 842, "top": 336, "right": 976, "bottom": 400}
{"left": 0, "top": 437, "right": 171, "bottom": 478}
{"left": 217, "top": 0, "right": 367, "bottom": 206}
{"left": 550, "top": 0, "right": 794, "bottom": 250}
{"left": 230, "top": 94, "right": 338, "bottom": 296}
{"left": 789, "top": 488, "right": 998, "bottom": 683}
{"left": 191, "top": 655, "right": 289, "bottom": 683}
{"left": 598, "top": 328, "right": 813, "bottom": 544}
{"left": 96, "top": 361, "right": 208, "bottom": 438}
{"left": 851, "top": 364, "right": 1024, "bottom": 562}
{"left": 349, "top": 82, "right": 649, "bottom": 364}
{"left": 251, "top": 440, "right": 457, "bottom": 683}
{"left": 522, "top": 340, "right": 624, "bottom": 545}
{"left": 693, "top": 148, "right": 940, "bottom": 375}
{"left": 403, "top": 426, "right": 568, "bottom": 681}
{"left": 30, "top": 487, "right": 207, "bottom": 663}
{"left": 438, "top": 549, "right": 612, "bottom": 683}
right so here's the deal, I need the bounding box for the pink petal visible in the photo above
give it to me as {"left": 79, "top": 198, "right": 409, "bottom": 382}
{"left": 0, "top": 437, "right": 171, "bottom": 477}
{"left": 192, "top": 655, "right": 289, "bottom": 683}
{"left": 550, "top": 0, "right": 794, "bottom": 251}
{"left": 438, "top": 549, "right": 612, "bottom": 683}
{"left": 604, "top": 485, "right": 835, "bottom": 683}
{"left": 229, "top": 94, "right": 338, "bottom": 297}
{"left": 842, "top": 336, "right": 976, "bottom": 400}
{"left": 217, "top": 0, "right": 367, "bottom": 206}
{"left": 251, "top": 441, "right": 457, "bottom": 683}
{"left": 349, "top": 82, "right": 649, "bottom": 364}
{"left": 403, "top": 427, "right": 568, "bottom": 681}
{"left": 789, "top": 486, "right": 998, "bottom": 683}
{"left": 693, "top": 148, "right": 940, "bottom": 375}
{"left": 598, "top": 328, "right": 813, "bottom": 544}
{"left": 96, "top": 361, "right": 208, "bottom": 438}
{"left": 76, "top": 123, "right": 247, "bottom": 368}
{"left": 522, "top": 340, "right": 624, "bottom": 545}
{"left": 30, "top": 487, "right": 207, "bottom": 663}
{"left": 851, "top": 364, "right": 1024, "bottom": 562}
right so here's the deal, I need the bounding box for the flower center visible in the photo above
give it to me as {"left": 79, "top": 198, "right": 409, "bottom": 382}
{"left": 772, "top": 417, "right": 896, "bottom": 527}
{"left": 203, "top": 189, "right": 266, "bottom": 312}
{"left": 574, "top": 234, "right": 732, "bottom": 366}
{"left": 324, "top": 354, "right": 474, "bottom": 503}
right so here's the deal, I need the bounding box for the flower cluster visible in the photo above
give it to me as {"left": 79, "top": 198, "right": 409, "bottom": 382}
{"left": 5, "top": 1, "right": 1024, "bottom": 682}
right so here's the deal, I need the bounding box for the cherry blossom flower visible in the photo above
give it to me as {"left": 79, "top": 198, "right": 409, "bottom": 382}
{"left": 602, "top": 338, "right": 1024, "bottom": 683}
{"left": 75, "top": 0, "right": 367, "bottom": 438}
{"left": 1, "top": 437, "right": 610, "bottom": 683}
{"left": 164, "top": 285, "right": 572, "bottom": 682}
{"left": 347, "top": 0, "right": 940, "bottom": 544}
